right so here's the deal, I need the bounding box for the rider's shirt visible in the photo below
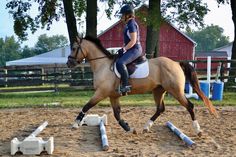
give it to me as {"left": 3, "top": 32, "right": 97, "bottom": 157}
{"left": 123, "top": 19, "right": 140, "bottom": 48}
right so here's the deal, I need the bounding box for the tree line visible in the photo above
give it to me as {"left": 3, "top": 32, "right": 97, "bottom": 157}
{"left": 0, "top": 34, "right": 68, "bottom": 66}
{"left": 0, "top": 24, "right": 230, "bottom": 66}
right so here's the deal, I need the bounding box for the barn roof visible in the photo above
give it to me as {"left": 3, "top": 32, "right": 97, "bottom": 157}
{"left": 98, "top": 4, "right": 196, "bottom": 45}
{"left": 213, "top": 42, "right": 233, "bottom": 51}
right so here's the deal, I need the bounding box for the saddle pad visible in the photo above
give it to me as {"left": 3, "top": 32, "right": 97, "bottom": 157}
{"left": 114, "top": 60, "right": 149, "bottom": 79}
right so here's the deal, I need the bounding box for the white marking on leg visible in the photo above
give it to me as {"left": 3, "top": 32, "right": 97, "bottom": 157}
{"left": 143, "top": 120, "right": 154, "bottom": 132}
{"left": 193, "top": 120, "right": 202, "bottom": 135}
{"left": 72, "top": 122, "right": 79, "bottom": 129}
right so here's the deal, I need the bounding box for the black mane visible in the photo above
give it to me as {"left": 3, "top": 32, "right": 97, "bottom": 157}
{"left": 84, "top": 36, "right": 115, "bottom": 59}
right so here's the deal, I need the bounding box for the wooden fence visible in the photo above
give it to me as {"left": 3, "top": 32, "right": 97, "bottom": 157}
{"left": 0, "top": 59, "right": 235, "bottom": 92}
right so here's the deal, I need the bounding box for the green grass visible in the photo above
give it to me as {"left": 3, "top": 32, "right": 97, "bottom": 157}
{"left": 0, "top": 87, "right": 235, "bottom": 108}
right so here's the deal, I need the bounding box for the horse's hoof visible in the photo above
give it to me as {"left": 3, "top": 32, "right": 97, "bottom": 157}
{"left": 128, "top": 128, "right": 137, "bottom": 134}
{"left": 197, "top": 131, "right": 203, "bottom": 137}
{"left": 132, "top": 128, "right": 137, "bottom": 134}
{"left": 71, "top": 122, "right": 79, "bottom": 130}
{"left": 142, "top": 128, "right": 149, "bottom": 134}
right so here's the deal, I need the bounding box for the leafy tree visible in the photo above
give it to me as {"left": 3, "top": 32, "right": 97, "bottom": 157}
{"left": 0, "top": 36, "right": 21, "bottom": 66}
{"left": 143, "top": 0, "right": 209, "bottom": 58}
{"left": 21, "top": 46, "right": 36, "bottom": 58}
{"left": 217, "top": 0, "right": 236, "bottom": 77}
{"left": 6, "top": 0, "right": 77, "bottom": 45}
{"left": 86, "top": 0, "right": 97, "bottom": 37}
{"left": 34, "top": 34, "right": 68, "bottom": 55}
{"left": 186, "top": 25, "right": 230, "bottom": 51}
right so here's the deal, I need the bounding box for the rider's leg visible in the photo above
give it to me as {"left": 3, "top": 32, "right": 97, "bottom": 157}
{"left": 116, "top": 47, "right": 141, "bottom": 95}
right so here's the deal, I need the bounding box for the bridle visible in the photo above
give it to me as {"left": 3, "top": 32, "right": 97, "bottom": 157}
{"left": 68, "top": 38, "right": 107, "bottom": 63}
{"left": 68, "top": 38, "right": 85, "bottom": 63}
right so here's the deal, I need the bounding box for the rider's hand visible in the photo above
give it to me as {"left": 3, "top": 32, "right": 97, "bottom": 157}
{"left": 117, "top": 47, "right": 126, "bottom": 57}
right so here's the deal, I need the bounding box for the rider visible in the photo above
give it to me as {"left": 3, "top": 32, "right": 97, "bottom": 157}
{"left": 116, "top": 4, "right": 143, "bottom": 95}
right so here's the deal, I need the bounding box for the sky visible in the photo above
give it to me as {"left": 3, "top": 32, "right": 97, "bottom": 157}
{"left": 0, "top": 1, "right": 234, "bottom": 47}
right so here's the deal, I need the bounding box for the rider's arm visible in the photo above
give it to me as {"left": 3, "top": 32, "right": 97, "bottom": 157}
{"left": 123, "top": 32, "right": 137, "bottom": 52}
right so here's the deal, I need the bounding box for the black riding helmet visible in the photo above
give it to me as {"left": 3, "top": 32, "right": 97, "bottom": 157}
{"left": 119, "top": 4, "right": 134, "bottom": 15}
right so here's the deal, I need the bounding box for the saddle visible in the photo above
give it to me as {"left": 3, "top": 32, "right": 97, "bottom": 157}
{"left": 114, "top": 55, "right": 149, "bottom": 79}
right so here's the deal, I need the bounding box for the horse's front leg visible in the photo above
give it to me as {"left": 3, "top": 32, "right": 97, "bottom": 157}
{"left": 72, "top": 90, "right": 106, "bottom": 128}
{"left": 110, "top": 97, "right": 137, "bottom": 134}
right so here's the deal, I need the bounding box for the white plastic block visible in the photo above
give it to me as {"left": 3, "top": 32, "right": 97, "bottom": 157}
{"left": 80, "top": 114, "right": 107, "bottom": 126}
{"left": 11, "top": 121, "right": 54, "bottom": 155}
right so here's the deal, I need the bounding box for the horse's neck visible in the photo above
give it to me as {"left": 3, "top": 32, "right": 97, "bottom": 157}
{"left": 86, "top": 44, "right": 112, "bottom": 72}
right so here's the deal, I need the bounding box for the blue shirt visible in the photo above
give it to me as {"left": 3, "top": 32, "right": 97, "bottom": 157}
{"left": 123, "top": 19, "right": 140, "bottom": 46}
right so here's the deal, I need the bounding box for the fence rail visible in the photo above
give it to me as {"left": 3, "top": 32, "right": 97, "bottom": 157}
{"left": 0, "top": 59, "right": 235, "bottom": 92}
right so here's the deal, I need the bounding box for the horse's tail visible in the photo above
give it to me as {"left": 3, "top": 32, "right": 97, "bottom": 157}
{"left": 179, "top": 62, "right": 218, "bottom": 117}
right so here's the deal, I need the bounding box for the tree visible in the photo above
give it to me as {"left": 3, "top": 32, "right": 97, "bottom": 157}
{"left": 63, "top": 0, "right": 78, "bottom": 46}
{"left": 186, "top": 25, "right": 230, "bottom": 51}
{"left": 0, "top": 36, "right": 21, "bottom": 66}
{"left": 21, "top": 46, "right": 35, "bottom": 58}
{"left": 6, "top": 0, "right": 77, "bottom": 46}
{"left": 34, "top": 34, "right": 68, "bottom": 55}
{"left": 229, "top": 0, "right": 236, "bottom": 77}
{"left": 145, "top": 0, "right": 161, "bottom": 58}
{"left": 5, "top": 0, "right": 139, "bottom": 44}
{"left": 217, "top": 0, "right": 236, "bottom": 77}
{"left": 86, "top": 0, "right": 97, "bottom": 37}
{"left": 144, "top": 0, "right": 209, "bottom": 58}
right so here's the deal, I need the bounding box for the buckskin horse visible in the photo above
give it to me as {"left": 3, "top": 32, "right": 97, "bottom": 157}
{"left": 67, "top": 36, "right": 218, "bottom": 136}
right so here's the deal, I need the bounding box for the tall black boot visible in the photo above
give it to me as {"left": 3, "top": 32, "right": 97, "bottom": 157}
{"left": 119, "top": 64, "right": 131, "bottom": 95}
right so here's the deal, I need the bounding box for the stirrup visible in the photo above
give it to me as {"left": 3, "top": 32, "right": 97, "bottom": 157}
{"left": 119, "top": 85, "right": 131, "bottom": 96}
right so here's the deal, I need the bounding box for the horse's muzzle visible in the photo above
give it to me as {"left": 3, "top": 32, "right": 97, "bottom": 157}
{"left": 67, "top": 57, "right": 78, "bottom": 68}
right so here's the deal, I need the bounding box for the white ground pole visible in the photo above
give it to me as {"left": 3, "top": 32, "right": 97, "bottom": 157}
{"left": 80, "top": 114, "right": 109, "bottom": 151}
{"left": 11, "top": 121, "right": 54, "bottom": 155}
{"left": 100, "top": 120, "right": 109, "bottom": 151}
{"left": 166, "top": 121, "right": 195, "bottom": 146}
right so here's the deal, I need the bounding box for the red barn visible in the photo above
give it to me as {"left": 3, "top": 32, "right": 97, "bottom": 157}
{"left": 194, "top": 51, "right": 228, "bottom": 73}
{"left": 98, "top": 5, "right": 196, "bottom": 61}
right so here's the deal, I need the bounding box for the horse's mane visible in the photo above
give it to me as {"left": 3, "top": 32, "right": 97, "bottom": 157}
{"left": 84, "top": 36, "right": 115, "bottom": 59}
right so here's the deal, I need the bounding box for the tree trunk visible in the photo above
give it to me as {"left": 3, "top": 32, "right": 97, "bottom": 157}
{"left": 145, "top": 0, "right": 161, "bottom": 59}
{"left": 230, "top": 0, "right": 236, "bottom": 78}
{"left": 62, "top": 0, "right": 78, "bottom": 48}
{"left": 86, "top": 0, "right": 97, "bottom": 37}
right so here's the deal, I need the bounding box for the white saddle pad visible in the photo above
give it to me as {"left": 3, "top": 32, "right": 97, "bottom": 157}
{"left": 114, "top": 60, "right": 149, "bottom": 79}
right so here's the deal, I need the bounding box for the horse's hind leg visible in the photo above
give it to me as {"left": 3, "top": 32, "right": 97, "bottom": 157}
{"left": 170, "top": 91, "right": 202, "bottom": 136}
{"left": 110, "top": 97, "right": 136, "bottom": 133}
{"left": 143, "top": 86, "right": 166, "bottom": 133}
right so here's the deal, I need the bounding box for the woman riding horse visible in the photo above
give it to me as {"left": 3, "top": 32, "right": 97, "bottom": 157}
{"left": 116, "top": 4, "right": 144, "bottom": 96}
{"left": 67, "top": 34, "right": 218, "bottom": 135}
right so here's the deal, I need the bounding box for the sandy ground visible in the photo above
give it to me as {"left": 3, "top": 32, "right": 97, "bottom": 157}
{"left": 0, "top": 106, "right": 235, "bottom": 157}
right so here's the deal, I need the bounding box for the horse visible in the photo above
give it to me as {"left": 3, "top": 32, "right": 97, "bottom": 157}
{"left": 67, "top": 36, "right": 218, "bottom": 136}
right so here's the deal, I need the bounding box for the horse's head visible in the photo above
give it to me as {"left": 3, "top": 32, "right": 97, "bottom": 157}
{"left": 67, "top": 36, "right": 87, "bottom": 68}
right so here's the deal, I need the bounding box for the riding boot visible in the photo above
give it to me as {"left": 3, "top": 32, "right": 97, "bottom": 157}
{"left": 119, "top": 64, "right": 131, "bottom": 95}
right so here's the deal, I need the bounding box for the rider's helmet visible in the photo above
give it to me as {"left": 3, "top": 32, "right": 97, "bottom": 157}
{"left": 119, "top": 4, "right": 134, "bottom": 15}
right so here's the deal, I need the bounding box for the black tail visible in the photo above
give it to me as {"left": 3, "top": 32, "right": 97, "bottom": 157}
{"left": 179, "top": 62, "right": 218, "bottom": 117}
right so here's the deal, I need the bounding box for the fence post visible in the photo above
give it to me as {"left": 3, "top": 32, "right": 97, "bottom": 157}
{"left": 220, "top": 62, "right": 225, "bottom": 82}
{"left": 41, "top": 68, "right": 45, "bottom": 85}
{"left": 54, "top": 64, "right": 58, "bottom": 93}
{"left": 4, "top": 68, "right": 8, "bottom": 87}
